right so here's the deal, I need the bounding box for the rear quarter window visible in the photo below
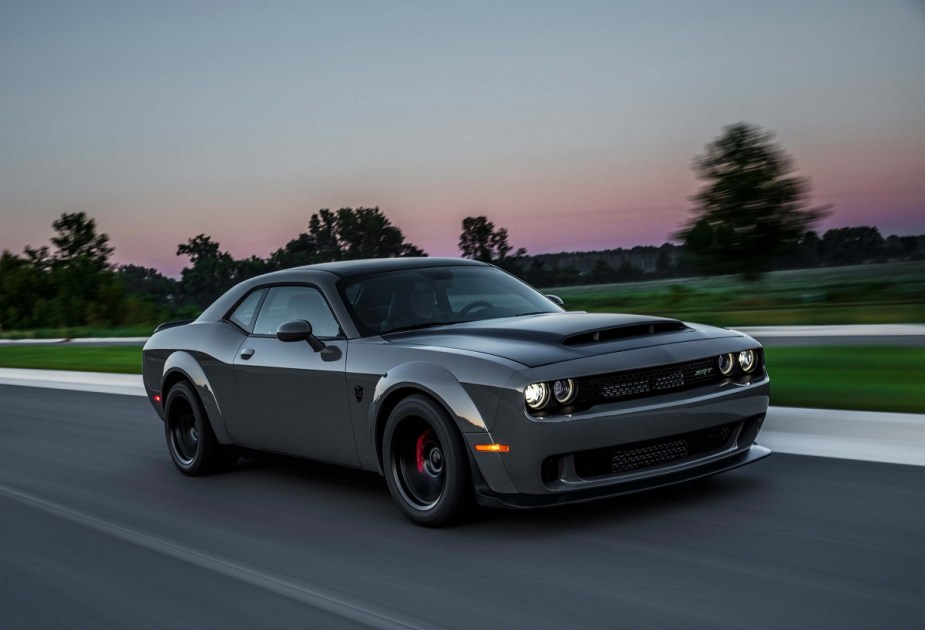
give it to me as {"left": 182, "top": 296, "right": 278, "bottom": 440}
{"left": 226, "top": 289, "right": 266, "bottom": 332}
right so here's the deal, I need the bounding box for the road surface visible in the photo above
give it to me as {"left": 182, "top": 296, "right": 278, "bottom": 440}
{"left": 1, "top": 385, "right": 923, "bottom": 629}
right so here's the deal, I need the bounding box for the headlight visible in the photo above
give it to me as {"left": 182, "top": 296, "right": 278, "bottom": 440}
{"left": 524, "top": 382, "right": 550, "bottom": 410}
{"left": 718, "top": 353, "right": 736, "bottom": 376}
{"left": 738, "top": 349, "right": 757, "bottom": 373}
{"left": 552, "top": 378, "right": 577, "bottom": 404}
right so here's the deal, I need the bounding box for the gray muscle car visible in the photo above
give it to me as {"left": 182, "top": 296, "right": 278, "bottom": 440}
{"left": 143, "top": 257, "right": 770, "bottom": 526}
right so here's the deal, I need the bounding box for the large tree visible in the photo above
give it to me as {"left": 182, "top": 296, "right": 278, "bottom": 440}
{"left": 458, "top": 216, "right": 526, "bottom": 264}
{"left": 675, "top": 123, "right": 828, "bottom": 279}
{"left": 50, "top": 211, "right": 114, "bottom": 270}
{"left": 270, "top": 207, "right": 424, "bottom": 268}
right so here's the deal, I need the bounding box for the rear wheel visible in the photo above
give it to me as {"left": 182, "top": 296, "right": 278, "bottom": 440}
{"left": 382, "top": 395, "right": 470, "bottom": 526}
{"left": 164, "top": 381, "right": 237, "bottom": 476}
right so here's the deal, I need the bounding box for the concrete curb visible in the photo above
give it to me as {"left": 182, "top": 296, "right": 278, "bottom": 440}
{"left": 757, "top": 407, "right": 925, "bottom": 467}
{"left": 0, "top": 337, "right": 149, "bottom": 345}
{"left": 0, "top": 368, "right": 145, "bottom": 397}
{"left": 1, "top": 366, "right": 923, "bottom": 467}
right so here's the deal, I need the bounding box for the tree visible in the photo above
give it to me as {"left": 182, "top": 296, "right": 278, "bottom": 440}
{"left": 820, "top": 226, "right": 885, "bottom": 264}
{"left": 176, "top": 234, "right": 237, "bottom": 309}
{"left": 50, "top": 211, "right": 114, "bottom": 270}
{"left": 117, "top": 265, "right": 178, "bottom": 306}
{"left": 675, "top": 123, "right": 829, "bottom": 280}
{"left": 458, "top": 216, "right": 526, "bottom": 264}
{"left": 270, "top": 207, "right": 424, "bottom": 268}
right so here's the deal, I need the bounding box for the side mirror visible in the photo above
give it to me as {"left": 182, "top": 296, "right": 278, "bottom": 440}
{"left": 277, "top": 320, "right": 326, "bottom": 352}
{"left": 545, "top": 294, "right": 564, "bottom": 307}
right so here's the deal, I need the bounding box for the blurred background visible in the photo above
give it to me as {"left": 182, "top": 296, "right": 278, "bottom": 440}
{"left": 1, "top": 0, "right": 923, "bottom": 411}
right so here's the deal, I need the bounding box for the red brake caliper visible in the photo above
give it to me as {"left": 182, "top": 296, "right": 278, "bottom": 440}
{"left": 415, "top": 428, "right": 433, "bottom": 473}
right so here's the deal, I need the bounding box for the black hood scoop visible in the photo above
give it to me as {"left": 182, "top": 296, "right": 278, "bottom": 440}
{"left": 562, "top": 321, "right": 689, "bottom": 346}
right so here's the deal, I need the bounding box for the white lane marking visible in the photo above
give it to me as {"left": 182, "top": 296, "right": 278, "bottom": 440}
{"left": 0, "top": 484, "right": 433, "bottom": 630}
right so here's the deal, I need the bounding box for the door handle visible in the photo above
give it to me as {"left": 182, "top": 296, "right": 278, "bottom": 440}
{"left": 240, "top": 348, "right": 255, "bottom": 360}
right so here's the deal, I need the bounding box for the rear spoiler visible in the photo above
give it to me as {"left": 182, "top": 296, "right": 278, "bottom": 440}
{"left": 153, "top": 319, "right": 194, "bottom": 333}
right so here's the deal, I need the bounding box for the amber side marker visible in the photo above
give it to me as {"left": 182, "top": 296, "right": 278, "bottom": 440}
{"left": 474, "top": 444, "right": 510, "bottom": 453}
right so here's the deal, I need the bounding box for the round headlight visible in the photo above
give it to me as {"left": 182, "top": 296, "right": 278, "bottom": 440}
{"left": 718, "top": 353, "right": 736, "bottom": 376}
{"left": 738, "top": 350, "right": 757, "bottom": 373}
{"left": 552, "top": 378, "right": 577, "bottom": 404}
{"left": 524, "top": 382, "right": 550, "bottom": 410}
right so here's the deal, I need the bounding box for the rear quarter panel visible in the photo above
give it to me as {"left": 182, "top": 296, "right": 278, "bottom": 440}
{"left": 142, "top": 321, "right": 247, "bottom": 443}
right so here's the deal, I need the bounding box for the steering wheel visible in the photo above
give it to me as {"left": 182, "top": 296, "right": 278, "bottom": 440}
{"left": 459, "top": 300, "right": 493, "bottom": 315}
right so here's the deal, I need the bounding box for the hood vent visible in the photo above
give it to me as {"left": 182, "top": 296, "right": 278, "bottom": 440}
{"left": 562, "top": 321, "right": 688, "bottom": 346}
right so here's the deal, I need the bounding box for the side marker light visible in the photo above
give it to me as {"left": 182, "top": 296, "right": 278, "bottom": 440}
{"left": 474, "top": 444, "right": 510, "bottom": 453}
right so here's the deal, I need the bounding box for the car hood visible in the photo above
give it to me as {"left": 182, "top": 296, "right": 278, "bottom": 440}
{"left": 383, "top": 312, "right": 744, "bottom": 367}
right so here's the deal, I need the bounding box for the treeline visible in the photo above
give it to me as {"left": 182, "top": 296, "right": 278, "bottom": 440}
{"left": 0, "top": 208, "right": 424, "bottom": 331}
{"left": 0, "top": 213, "right": 166, "bottom": 331}
{"left": 510, "top": 227, "right": 925, "bottom": 287}
{"left": 1, "top": 208, "right": 922, "bottom": 332}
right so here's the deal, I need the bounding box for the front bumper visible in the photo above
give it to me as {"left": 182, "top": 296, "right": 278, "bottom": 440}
{"left": 464, "top": 370, "right": 770, "bottom": 502}
{"left": 472, "top": 442, "right": 770, "bottom": 509}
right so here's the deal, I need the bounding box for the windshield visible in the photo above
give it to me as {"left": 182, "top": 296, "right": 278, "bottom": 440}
{"left": 338, "top": 265, "right": 563, "bottom": 336}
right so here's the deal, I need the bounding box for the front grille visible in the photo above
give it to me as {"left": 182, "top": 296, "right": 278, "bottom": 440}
{"left": 577, "top": 357, "right": 721, "bottom": 406}
{"left": 572, "top": 422, "right": 737, "bottom": 479}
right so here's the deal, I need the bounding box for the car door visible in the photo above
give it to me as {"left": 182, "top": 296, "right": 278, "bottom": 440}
{"left": 227, "top": 284, "right": 358, "bottom": 466}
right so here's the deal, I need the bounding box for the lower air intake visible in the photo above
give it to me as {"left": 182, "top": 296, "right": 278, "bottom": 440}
{"left": 573, "top": 422, "right": 737, "bottom": 479}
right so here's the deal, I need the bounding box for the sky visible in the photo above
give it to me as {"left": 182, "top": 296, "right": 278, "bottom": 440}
{"left": 1, "top": 0, "right": 923, "bottom": 276}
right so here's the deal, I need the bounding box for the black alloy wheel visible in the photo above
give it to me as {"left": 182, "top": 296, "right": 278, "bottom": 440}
{"left": 164, "top": 381, "right": 237, "bottom": 476}
{"left": 382, "top": 395, "right": 471, "bottom": 526}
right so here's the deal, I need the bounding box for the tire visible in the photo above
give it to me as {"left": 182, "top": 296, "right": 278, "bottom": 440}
{"left": 164, "top": 381, "right": 238, "bottom": 476}
{"left": 382, "top": 395, "right": 471, "bottom": 527}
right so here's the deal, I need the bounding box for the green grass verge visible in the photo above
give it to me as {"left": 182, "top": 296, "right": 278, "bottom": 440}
{"left": 0, "top": 324, "right": 158, "bottom": 340}
{"left": 546, "top": 261, "right": 925, "bottom": 326}
{"left": 0, "top": 344, "right": 922, "bottom": 414}
{"left": 763, "top": 346, "right": 925, "bottom": 415}
{"left": 0, "top": 346, "right": 143, "bottom": 374}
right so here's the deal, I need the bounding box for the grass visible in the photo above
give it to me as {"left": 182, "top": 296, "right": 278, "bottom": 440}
{"left": 0, "top": 344, "right": 922, "bottom": 415}
{"left": 0, "top": 324, "right": 158, "bottom": 340}
{"left": 763, "top": 346, "right": 925, "bottom": 415}
{"left": 0, "top": 345, "right": 143, "bottom": 374}
{"left": 545, "top": 261, "right": 925, "bottom": 326}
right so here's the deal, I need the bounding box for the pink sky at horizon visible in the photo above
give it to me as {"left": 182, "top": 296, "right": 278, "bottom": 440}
{"left": 4, "top": 143, "right": 923, "bottom": 279}
{"left": 6, "top": 130, "right": 918, "bottom": 278}
{"left": 2, "top": 1, "right": 923, "bottom": 277}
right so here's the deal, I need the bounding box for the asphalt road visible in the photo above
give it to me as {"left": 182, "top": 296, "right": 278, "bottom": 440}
{"left": 1, "top": 385, "right": 923, "bottom": 629}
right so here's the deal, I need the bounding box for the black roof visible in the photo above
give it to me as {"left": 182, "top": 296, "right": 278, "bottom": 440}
{"left": 295, "top": 257, "right": 486, "bottom": 278}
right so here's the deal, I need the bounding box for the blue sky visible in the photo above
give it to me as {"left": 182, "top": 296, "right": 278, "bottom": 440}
{"left": 2, "top": 1, "right": 923, "bottom": 274}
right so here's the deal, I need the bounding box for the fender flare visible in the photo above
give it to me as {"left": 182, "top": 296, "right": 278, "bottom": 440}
{"left": 161, "top": 351, "right": 232, "bottom": 444}
{"left": 368, "top": 362, "right": 491, "bottom": 473}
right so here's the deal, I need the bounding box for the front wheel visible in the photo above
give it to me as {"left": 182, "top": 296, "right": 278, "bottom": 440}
{"left": 382, "top": 395, "right": 471, "bottom": 526}
{"left": 164, "top": 381, "right": 237, "bottom": 476}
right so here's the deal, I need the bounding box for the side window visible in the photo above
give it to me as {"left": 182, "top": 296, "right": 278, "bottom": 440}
{"left": 227, "top": 288, "right": 266, "bottom": 332}
{"left": 252, "top": 286, "right": 341, "bottom": 338}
